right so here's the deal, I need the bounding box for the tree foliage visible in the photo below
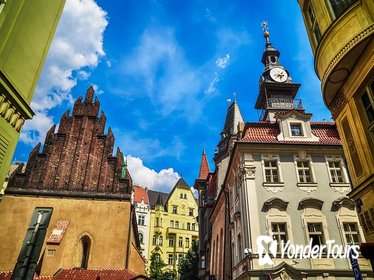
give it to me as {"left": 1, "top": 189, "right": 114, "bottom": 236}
{"left": 149, "top": 251, "right": 176, "bottom": 280}
{"left": 178, "top": 242, "right": 199, "bottom": 280}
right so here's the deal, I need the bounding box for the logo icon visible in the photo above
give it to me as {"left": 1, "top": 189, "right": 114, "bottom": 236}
{"left": 257, "top": 235, "right": 277, "bottom": 265}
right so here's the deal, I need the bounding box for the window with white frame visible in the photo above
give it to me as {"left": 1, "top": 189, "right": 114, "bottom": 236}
{"left": 264, "top": 160, "right": 279, "bottom": 182}
{"left": 307, "top": 223, "right": 325, "bottom": 248}
{"left": 155, "top": 217, "right": 159, "bottom": 227}
{"left": 178, "top": 237, "right": 183, "bottom": 247}
{"left": 137, "top": 215, "right": 145, "bottom": 225}
{"left": 139, "top": 233, "right": 144, "bottom": 244}
{"left": 189, "top": 208, "right": 194, "bottom": 216}
{"left": 170, "top": 220, "right": 174, "bottom": 228}
{"left": 152, "top": 235, "right": 157, "bottom": 245}
{"left": 290, "top": 123, "right": 303, "bottom": 136}
{"left": 192, "top": 223, "right": 196, "bottom": 231}
{"left": 271, "top": 223, "right": 288, "bottom": 250}
{"left": 168, "top": 254, "right": 174, "bottom": 265}
{"left": 175, "top": 221, "right": 179, "bottom": 228}
{"left": 187, "top": 223, "right": 191, "bottom": 230}
{"left": 327, "top": 157, "right": 345, "bottom": 183}
{"left": 159, "top": 235, "right": 163, "bottom": 246}
{"left": 185, "top": 237, "right": 190, "bottom": 248}
{"left": 172, "top": 206, "right": 178, "bottom": 214}
{"left": 296, "top": 160, "right": 313, "bottom": 183}
{"left": 343, "top": 223, "right": 360, "bottom": 245}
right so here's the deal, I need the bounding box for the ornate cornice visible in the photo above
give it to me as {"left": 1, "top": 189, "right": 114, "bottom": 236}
{"left": 329, "top": 91, "right": 347, "bottom": 118}
{"left": 298, "top": 197, "right": 324, "bottom": 210}
{"left": 321, "top": 24, "right": 374, "bottom": 93}
{"left": 0, "top": 94, "right": 26, "bottom": 132}
{"left": 263, "top": 197, "right": 289, "bottom": 212}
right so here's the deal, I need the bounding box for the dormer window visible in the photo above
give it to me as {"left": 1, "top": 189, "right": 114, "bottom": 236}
{"left": 290, "top": 123, "right": 303, "bottom": 136}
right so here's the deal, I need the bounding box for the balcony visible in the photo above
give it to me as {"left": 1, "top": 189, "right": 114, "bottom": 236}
{"left": 266, "top": 98, "right": 303, "bottom": 110}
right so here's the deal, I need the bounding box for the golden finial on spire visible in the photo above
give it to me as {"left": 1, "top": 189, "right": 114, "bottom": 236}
{"left": 261, "top": 20, "right": 270, "bottom": 43}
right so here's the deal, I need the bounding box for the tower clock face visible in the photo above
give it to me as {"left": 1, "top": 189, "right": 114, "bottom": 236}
{"left": 270, "top": 67, "right": 288, "bottom": 82}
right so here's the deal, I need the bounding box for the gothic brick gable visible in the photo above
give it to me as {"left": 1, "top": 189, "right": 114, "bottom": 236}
{"left": 8, "top": 87, "right": 132, "bottom": 200}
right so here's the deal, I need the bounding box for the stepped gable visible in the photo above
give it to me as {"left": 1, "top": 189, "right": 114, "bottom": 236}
{"left": 7, "top": 86, "right": 132, "bottom": 200}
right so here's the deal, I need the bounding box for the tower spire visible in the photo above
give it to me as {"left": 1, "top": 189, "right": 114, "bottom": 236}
{"left": 198, "top": 150, "right": 210, "bottom": 179}
{"left": 261, "top": 20, "right": 271, "bottom": 48}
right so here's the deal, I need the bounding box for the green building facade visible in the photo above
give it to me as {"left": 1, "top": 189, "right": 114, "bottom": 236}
{"left": 0, "top": 0, "right": 65, "bottom": 188}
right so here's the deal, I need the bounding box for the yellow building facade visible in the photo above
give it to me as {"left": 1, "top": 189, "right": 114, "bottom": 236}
{"left": 147, "top": 178, "right": 199, "bottom": 274}
{"left": 297, "top": 0, "right": 374, "bottom": 248}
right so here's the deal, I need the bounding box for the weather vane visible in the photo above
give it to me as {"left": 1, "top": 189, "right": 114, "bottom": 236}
{"left": 233, "top": 92, "right": 237, "bottom": 102}
{"left": 227, "top": 98, "right": 232, "bottom": 105}
{"left": 261, "top": 20, "right": 268, "bottom": 33}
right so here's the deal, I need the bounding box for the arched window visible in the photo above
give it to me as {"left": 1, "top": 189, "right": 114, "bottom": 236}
{"left": 139, "top": 233, "right": 144, "bottom": 244}
{"left": 80, "top": 236, "right": 91, "bottom": 269}
{"left": 184, "top": 194, "right": 187, "bottom": 199}
{"left": 180, "top": 193, "right": 183, "bottom": 198}
{"left": 152, "top": 235, "right": 157, "bottom": 245}
{"left": 159, "top": 235, "right": 163, "bottom": 246}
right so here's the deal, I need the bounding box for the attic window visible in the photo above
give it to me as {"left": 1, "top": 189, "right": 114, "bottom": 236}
{"left": 290, "top": 123, "right": 303, "bottom": 136}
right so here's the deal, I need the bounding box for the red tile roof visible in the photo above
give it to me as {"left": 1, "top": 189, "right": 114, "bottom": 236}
{"left": 241, "top": 122, "right": 341, "bottom": 145}
{"left": 0, "top": 268, "right": 142, "bottom": 280}
{"left": 198, "top": 151, "right": 210, "bottom": 179}
{"left": 133, "top": 186, "right": 149, "bottom": 204}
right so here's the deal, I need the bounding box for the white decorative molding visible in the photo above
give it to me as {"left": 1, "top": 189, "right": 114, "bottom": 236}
{"left": 262, "top": 182, "right": 284, "bottom": 193}
{"left": 330, "top": 183, "right": 351, "bottom": 194}
{"left": 297, "top": 183, "right": 318, "bottom": 193}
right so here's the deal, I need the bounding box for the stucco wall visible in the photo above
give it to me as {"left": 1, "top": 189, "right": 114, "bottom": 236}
{"left": 0, "top": 195, "right": 136, "bottom": 276}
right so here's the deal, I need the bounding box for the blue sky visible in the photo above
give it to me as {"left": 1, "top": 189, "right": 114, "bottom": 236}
{"left": 13, "top": 0, "right": 332, "bottom": 193}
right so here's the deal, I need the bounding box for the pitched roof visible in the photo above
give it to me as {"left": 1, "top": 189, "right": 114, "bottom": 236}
{"left": 198, "top": 150, "right": 210, "bottom": 180}
{"left": 175, "top": 178, "right": 190, "bottom": 188}
{"left": 222, "top": 101, "right": 243, "bottom": 136}
{"left": 0, "top": 268, "right": 147, "bottom": 280}
{"left": 133, "top": 186, "right": 149, "bottom": 204}
{"left": 148, "top": 190, "right": 169, "bottom": 207}
{"left": 241, "top": 122, "right": 341, "bottom": 145}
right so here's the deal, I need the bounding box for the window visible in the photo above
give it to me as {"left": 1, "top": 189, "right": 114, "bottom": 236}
{"left": 307, "top": 223, "right": 325, "bottom": 248}
{"left": 180, "top": 193, "right": 183, "bottom": 198}
{"left": 139, "top": 233, "right": 144, "bottom": 244}
{"left": 297, "top": 160, "right": 312, "bottom": 183}
{"left": 169, "top": 236, "right": 174, "bottom": 247}
{"left": 189, "top": 208, "right": 194, "bottom": 216}
{"left": 343, "top": 223, "right": 360, "bottom": 245}
{"left": 185, "top": 238, "right": 190, "bottom": 248}
{"left": 328, "top": 159, "right": 345, "bottom": 183}
{"left": 290, "top": 123, "right": 303, "bottom": 136}
{"left": 271, "top": 223, "right": 288, "bottom": 250}
{"left": 179, "top": 237, "right": 183, "bottom": 247}
{"left": 187, "top": 223, "right": 191, "bottom": 230}
{"left": 155, "top": 217, "right": 159, "bottom": 227}
{"left": 154, "top": 253, "right": 160, "bottom": 262}
{"left": 178, "top": 253, "right": 183, "bottom": 264}
{"left": 170, "top": 220, "right": 174, "bottom": 228}
{"left": 159, "top": 235, "right": 163, "bottom": 246}
{"left": 361, "top": 83, "right": 374, "bottom": 134}
{"left": 175, "top": 221, "right": 179, "bottom": 228}
{"left": 192, "top": 223, "right": 196, "bottom": 231}
{"left": 237, "top": 234, "right": 242, "bottom": 262}
{"left": 184, "top": 194, "right": 187, "bottom": 199}
{"left": 264, "top": 160, "right": 279, "bottom": 182}
{"left": 80, "top": 236, "right": 91, "bottom": 269}
{"left": 307, "top": 3, "right": 321, "bottom": 43}
{"left": 137, "top": 215, "right": 145, "bottom": 226}
{"left": 168, "top": 254, "right": 174, "bottom": 265}
{"left": 328, "top": 0, "right": 358, "bottom": 19}
{"left": 172, "top": 206, "right": 178, "bottom": 214}
{"left": 152, "top": 235, "right": 156, "bottom": 245}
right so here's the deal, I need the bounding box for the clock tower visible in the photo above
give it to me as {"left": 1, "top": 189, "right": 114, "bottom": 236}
{"left": 255, "top": 22, "right": 303, "bottom": 122}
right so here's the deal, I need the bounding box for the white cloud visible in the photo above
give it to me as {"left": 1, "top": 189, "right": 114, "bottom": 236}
{"left": 216, "top": 54, "right": 230, "bottom": 68}
{"left": 121, "top": 27, "right": 206, "bottom": 121}
{"left": 20, "top": 0, "right": 108, "bottom": 146}
{"left": 126, "top": 155, "right": 180, "bottom": 192}
{"left": 205, "top": 74, "right": 220, "bottom": 95}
